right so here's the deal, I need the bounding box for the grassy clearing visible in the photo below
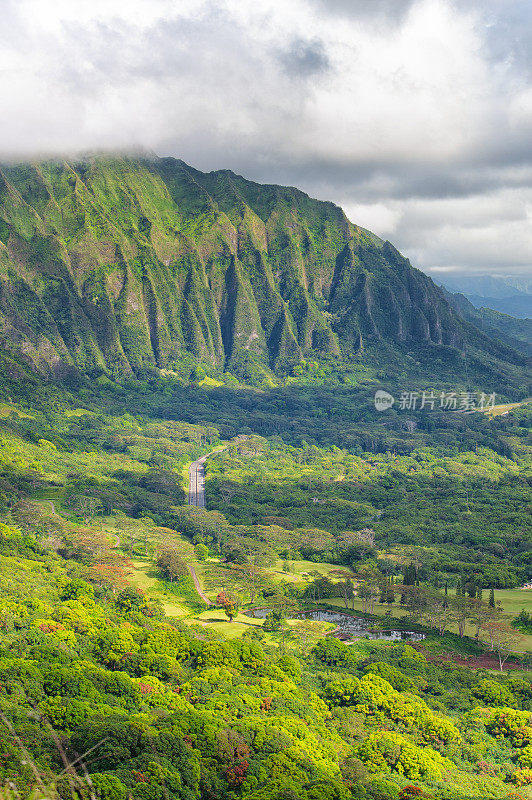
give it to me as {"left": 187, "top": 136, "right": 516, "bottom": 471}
{"left": 268, "top": 559, "right": 353, "bottom": 584}
{"left": 33, "top": 488, "right": 65, "bottom": 502}
{"left": 63, "top": 408, "right": 94, "bottom": 417}
{"left": 483, "top": 398, "right": 532, "bottom": 417}
{"left": 186, "top": 607, "right": 336, "bottom": 642}
{"left": 128, "top": 560, "right": 189, "bottom": 617}
{"left": 187, "top": 608, "right": 265, "bottom": 638}
{"left": 124, "top": 527, "right": 210, "bottom": 613}
{"left": 0, "top": 403, "right": 33, "bottom": 418}
{"left": 492, "top": 587, "right": 532, "bottom": 614}
{"left": 199, "top": 376, "right": 224, "bottom": 387}
{"left": 27, "top": 488, "right": 532, "bottom": 653}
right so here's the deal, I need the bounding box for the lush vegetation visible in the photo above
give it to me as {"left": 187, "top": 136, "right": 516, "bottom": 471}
{"left": 0, "top": 155, "right": 531, "bottom": 799}
{"left": 0, "top": 364, "right": 528, "bottom": 800}
{"left": 3, "top": 520, "right": 532, "bottom": 800}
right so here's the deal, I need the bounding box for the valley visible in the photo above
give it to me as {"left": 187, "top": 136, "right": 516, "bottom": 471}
{"left": 3, "top": 0, "right": 532, "bottom": 793}
{"left": 0, "top": 155, "right": 530, "bottom": 800}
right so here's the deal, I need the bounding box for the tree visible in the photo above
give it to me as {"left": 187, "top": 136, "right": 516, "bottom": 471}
{"left": 223, "top": 601, "right": 237, "bottom": 623}
{"left": 482, "top": 620, "right": 523, "bottom": 671}
{"left": 290, "top": 618, "right": 323, "bottom": 653}
{"left": 216, "top": 590, "right": 240, "bottom": 622}
{"left": 401, "top": 585, "right": 431, "bottom": 624}
{"left": 356, "top": 565, "right": 381, "bottom": 613}
{"left": 450, "top": 594, "right": 473, "bottom": 638}
{"left": 262, "top": 610, "right": 283, "bottom": 631}
{"left": 113, "top": 511, "right": 137, "bottom": 554}
{"left": 420, "top": 589, "right": 459, "bottom": 636}
{"left": 469, "top": 597, "right": 493, "bottom": 640}
{"left": 115, "top": 586, "right": 150, "bottom": 616}
{"left": 66, "top": 494, "right": 102, "bottom": 523}
{"left": 489, "top": 588, "right": 495, "bottom": 608}
{"left": 231, "top": 562, "right": 266, "bottom": 604}
{"left": 379, "top": 582, "right": 395, "bottom": 606}
{"left": 267, "top": 590, "right": 298, "bottom": 619}
{"left": 403, "top": 563, "right": 417, "bottom": 586}
{"left": 60, "top": 578, "right": 95, "bottom": 602}
{"left": 139, "top": 516, "right": 155, "bottom": 557}
{"left": 195, "top": 543, "right": 209, "bottom": 561}
{"left": 357, "top": 581, "right": 380, "bottom": 614}
{"left": 157, "top": 548, "right": 187, "bottom": 582}
{"left": 331, "top": 570, "right": 355, "bottom": 610}
{"left": 304, "top": 575, "right": 336, "bottom": 606}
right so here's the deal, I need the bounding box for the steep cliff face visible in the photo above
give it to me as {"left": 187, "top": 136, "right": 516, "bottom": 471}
{"left": 0, "top": 155, "right": 497, "bottom": 380}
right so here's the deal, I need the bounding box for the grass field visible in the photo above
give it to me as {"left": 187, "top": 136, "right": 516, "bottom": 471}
{"left": 128, "top": 559, "right": 189, "bottom": 617}
{"left": 268, "top": 559, "right": 352, "bottom": 584}
{"left": 186, "top": 608, "right": 265, "bottom": 638}
{"left": 494, "top": 588, "right": 532, "bottom": 615}
{"left": 186, "top": 607, "right": 336, "bottom": 642}
{"left": 483, "top": 398, "right": 532, "bottom": 417}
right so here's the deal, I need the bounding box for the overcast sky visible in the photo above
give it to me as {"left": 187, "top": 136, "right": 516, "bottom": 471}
{"left": 1, "top": 0, "right": 532, "bottom": 279}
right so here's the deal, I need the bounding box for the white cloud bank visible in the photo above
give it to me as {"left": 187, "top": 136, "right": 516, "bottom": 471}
{"left": 0, "top": 0, "right": 532, "bottom": 277}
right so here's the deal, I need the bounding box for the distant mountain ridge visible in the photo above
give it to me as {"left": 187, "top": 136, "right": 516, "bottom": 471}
{"left": 0, "top": 155, "right": 528, "bottom": 389}
{"left": 462, "top": 294, "right": 532, "bottom": 320}
{"left": 442, "top": 274, "right": 532, "bottom": 298}
{"left": 443, "top": 288, "right": 532, "bottom": 357}
{"left": 442, "top": 275, "right": 532, "bottom": 319}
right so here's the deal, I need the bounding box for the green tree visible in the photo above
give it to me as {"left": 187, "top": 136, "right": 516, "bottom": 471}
{"left": 195, "top": 543, "right": 209, "bottom": 561}
{"left": 157, "top": 548, "right": 187, "bottom": 582}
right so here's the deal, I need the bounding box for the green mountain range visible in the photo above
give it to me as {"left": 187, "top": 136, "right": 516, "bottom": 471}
{"left": 443, "top": 287, "right": 532, "bottom": 357}
{"left": 0, "top": 155, "right": 528, "bottom": 390}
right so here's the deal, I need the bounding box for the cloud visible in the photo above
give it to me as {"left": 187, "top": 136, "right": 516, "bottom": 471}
{"left": 307, "top": 0, "right": 418, "bottom": 25}
{"left": 278, "top": 37, "right": 330, "bottom": 78}
{"left": 361, "top": 187, "right": 532, "bottom": 274}
{"left": 0, "top": 0, "right": 531, "bottom": 276}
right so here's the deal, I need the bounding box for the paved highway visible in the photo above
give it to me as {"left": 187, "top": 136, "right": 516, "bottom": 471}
{"left": 188, "top": 454, "right": 209, "bottom": 508}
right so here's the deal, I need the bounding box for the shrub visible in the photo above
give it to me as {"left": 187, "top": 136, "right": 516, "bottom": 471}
{"left": 363, "top": 663, "right": 416, "bottom": 692}
{"left": 95, "top": 628, "right": 140, "bottom": 668}
{"left": 313, "top": 637, "right": 357, "bottom": 668}
{"left": 486, "top": 708, "right": 532, "bottom": 747}
{"left": 39, "top": 696, "right": 94, "bottom": 730}
{"left": 195, "top": 543, "right": 209, "bottom": 561}
{"left": 60, "top": 578, "right": 95, "bottom": 601}
{"left": 325, "top": 677, "right": 361, "bottom": 707}
{"left": 90, "top": 773, "right": 127, "bottom": 800}
{"left": 357, "top": 731, "right": 452, "bottom": 781}
{"left": 276, "top": 655, "right": 301, "bottom": 680}
{"left": 349, "top": 674, "right": 460, "bottom": 745}
{"left": 517, "top": 746, "right": 532, "bottom": 768}
{"left": 511, "top": 768, "right": 532, "bottom": 787}
{"left": 366, "top": 778, "right": 400, "bottom": 800}
{"left": 472, "top": 679, "right": 516, "bottom": 707}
